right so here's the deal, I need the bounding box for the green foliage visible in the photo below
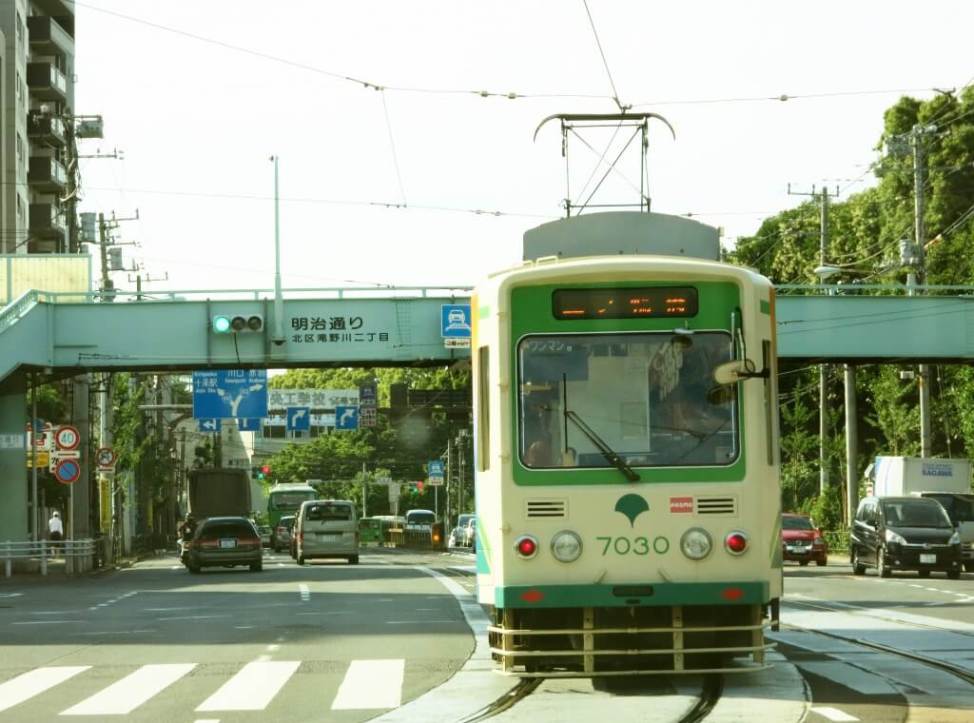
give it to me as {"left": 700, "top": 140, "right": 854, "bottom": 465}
{"left": 802, "top": 486, "right": 845, "bottom": 532}
{"left": 735, "top": 89, "right": 974, "bottom": 514}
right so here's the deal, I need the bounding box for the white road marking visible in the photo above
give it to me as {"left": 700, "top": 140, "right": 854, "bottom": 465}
{"left": 331, "top": 660, "right": 404, "bottom": 710}
{"left": 157, "top": 614, "right": 230, "bottom": 621}
{"left": 385, "top": 619, "right": 455, "bottom": 624}
{"left": 266, "top": 644, "right": 280, "bottom": 652}
{"left": 298, "top": 584, "right": 310, "bottom": 602}
{"left": 61, "top": 663, "right": 195, "bottom": 716}
{"left": 11, "top": 620, "right": 81, "bottom": 626}
{"left": 811, "top": 707, "right": 860, "bottom": 722}
{"left": 0, "top": 667, "right": 90, "bottom": 713}
{"left": 0, "top": 593, "right": 23, "bottom": 598}
{"left": 196, "top": 661, "right": 300, "bottom": 712}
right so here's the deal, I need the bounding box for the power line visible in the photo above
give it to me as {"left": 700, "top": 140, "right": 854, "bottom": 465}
{"left": 379, "top": 91, "right": 408, "bottom": 207}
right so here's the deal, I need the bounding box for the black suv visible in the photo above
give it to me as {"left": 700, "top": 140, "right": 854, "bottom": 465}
{"left": 851, "top": 496, "right": 962, "bottom": 579}
{"left": 185, "top": 516, "right": 263, "bottom": 574}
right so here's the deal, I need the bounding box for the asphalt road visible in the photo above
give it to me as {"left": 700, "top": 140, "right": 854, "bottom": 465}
{"left": 1, "top": 550, "right": 973, "bottom": 723}
{"left": 0, "top": 548, "right": 475, "bottom": 722}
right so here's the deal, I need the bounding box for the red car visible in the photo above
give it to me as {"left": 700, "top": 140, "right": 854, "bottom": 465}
{"left": 781, "top": 513, "right": 828, "bottom": 566}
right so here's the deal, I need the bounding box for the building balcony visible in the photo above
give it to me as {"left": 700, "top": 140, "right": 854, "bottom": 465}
{"left": 29, "top": 203, "right": 67, "bottom": 242}
{"left": 32, "top": 1, "right": 75, "bottom": 34}
{"left": 26, "top": 63, "right": 67, "bottom": 102}
{"left": 27, "top": 113, "right": 66, "bottom": 147}
{"left": 26, "top": 16, "right": 75, "bottom": 57}
{"left": 28, "top": 157, "right": 68, "bottom": 193}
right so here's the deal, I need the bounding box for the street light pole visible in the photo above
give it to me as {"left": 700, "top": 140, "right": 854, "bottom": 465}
{"left": 271, "top": 156, "right": 286, "bottom": 345}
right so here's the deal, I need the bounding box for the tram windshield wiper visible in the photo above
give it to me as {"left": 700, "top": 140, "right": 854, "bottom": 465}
{"left": 565, "top": 410, "right": 640, "bottom": 482}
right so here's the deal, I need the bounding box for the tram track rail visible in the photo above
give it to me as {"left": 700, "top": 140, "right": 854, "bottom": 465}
{"left": 782, "top": 598, "right": 974, "bottom": 687}
{"left": 455, "top": 674, "right": 723, "bottom": 723}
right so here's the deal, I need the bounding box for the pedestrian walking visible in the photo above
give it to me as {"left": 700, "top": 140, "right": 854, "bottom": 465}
{"left": 48, "top": 510, "right": 64, "bottom": 554}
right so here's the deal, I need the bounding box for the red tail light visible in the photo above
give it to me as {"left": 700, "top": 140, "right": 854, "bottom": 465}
{"left": 515, "top": 535, "right": 539, "bottom": 559}
{"left": 725, "top": 531, "right": 748, "bottom": 555}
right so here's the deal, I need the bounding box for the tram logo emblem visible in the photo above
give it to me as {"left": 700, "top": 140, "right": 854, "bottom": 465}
{"left": 615, "top": 494, "right": 650, "bottom": 527}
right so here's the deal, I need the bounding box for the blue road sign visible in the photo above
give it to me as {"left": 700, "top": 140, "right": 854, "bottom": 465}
{"left": 428, "top": 459, "right": 445, "bottom": 485}
{"left": 237, "top": 418, "right": 261, "bottom": 432}
{"left": 193, "top": 370, "right": 268, "bottom": 419}
{"left": 287, "top": 406, "right": 311, "bottom": 432}
{"left": 441, "top": 304, "right": 472, "bottom": 338}
{"left": 335, "top": 406, "right": 359, "bottom": 431}
{"left": 198, "top": 418, "right": 222, "bottom": 433}
{"left": 54, "top": 458, "right": 81, "bottom": 485}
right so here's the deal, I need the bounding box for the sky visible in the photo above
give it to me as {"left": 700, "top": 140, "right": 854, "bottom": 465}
{"left": 72, "top": 0, "right": 974, "bottom": 295}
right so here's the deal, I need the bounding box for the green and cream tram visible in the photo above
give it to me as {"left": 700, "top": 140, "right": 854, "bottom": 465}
{"left": 471, "top": 211, "right": 781, "bottom": 677}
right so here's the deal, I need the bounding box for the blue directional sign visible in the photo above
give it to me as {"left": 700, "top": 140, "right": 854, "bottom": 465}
{"left": 237, "top": 418, "right": 261, "bottom": 432}
{"left": 428, "top": 459, "right": 445, "bottom": 486}
{"left": 335, "top": 405, "right": 359, "bottom": 431}
{"left": 287, "top": 406, "right": 311, "bottom": 432}
{"left": 193, "top": 369, "right": 268, "bottom": 419}
{"left": 198, "top": 418, "right": 222, "bottom": 433}
{"left": 441, "top": 304, "right": 471, "bottom": 338}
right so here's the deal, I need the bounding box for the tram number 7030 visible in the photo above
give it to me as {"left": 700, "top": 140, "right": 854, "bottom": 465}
{"left": 596, "top": 536, "right": 670, "bottom": 556}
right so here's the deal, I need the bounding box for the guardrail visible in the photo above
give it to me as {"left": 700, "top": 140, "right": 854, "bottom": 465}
{"left": 2, "top": 539, "right": 98, "bottom": 577}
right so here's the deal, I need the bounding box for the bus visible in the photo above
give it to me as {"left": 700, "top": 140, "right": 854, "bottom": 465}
{"left": 267, "top": 483, "right": 317, "bottom": 546}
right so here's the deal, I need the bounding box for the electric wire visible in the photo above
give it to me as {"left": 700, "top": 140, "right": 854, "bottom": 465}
{"left": 380, "top": 91, "right": 408, "bottom": 207}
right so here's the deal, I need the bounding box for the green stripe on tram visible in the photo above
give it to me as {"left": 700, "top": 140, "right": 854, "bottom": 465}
{"left": 495, "top": 581, "right": 769, "bottom": 608}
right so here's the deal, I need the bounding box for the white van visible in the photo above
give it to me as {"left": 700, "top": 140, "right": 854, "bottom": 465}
{"left": 295, "top": 499, "right": 359, "bottom": 565}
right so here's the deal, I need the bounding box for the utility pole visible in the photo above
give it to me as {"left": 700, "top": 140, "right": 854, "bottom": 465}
{"left": 127, "top": 268, "right": 169, "bottom": 302}
{"left": 912, "top": 124, "right": 934, "bottom": 458}
{"left": 788, "top": 184, "right": 840, "bottom": 496}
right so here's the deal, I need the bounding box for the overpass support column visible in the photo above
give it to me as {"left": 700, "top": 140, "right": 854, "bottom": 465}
{"left": 844, "top": 365, "right": 857, "bottom": 528}
{"left": 0, "top": 376, "right": 29, "bottom": 540}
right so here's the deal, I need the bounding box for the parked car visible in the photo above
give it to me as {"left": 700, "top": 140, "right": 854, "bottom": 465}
{"left": 449, "top": 514, "right": 475, "bottom": 548}
{"left": 781, "top": 513, "right": 828, "bottom": 566}
{"left": 185, "top": 516, "right": 263, "bottom": 574}
{"left": 273, "top": 515, "right": 296, "bottom": 553}
{"left": 851, "top": 495, "right": 962, "bottom": 579}
{"left": 295, "top": 499, "right": 359, "bottom": 565}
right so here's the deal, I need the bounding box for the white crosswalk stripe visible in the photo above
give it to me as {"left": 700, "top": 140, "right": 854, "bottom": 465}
{"left": 0, "top": 658, "right": 408, "bottom": 717}
{"left": 0, "top": 666, "right": 90, "bottom": 713}
{"left": 332, "top": 659, "right": 405, "bottom": 710}
{"left": 196, "top": 660, "right": 300, "bottom": 712}
{"left": 61, "top": 663, "right": 197, "bottom": 716}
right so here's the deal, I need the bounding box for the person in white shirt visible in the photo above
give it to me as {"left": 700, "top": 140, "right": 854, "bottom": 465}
{"left": 48, "top": 511, "right": 64, "bottom": 552}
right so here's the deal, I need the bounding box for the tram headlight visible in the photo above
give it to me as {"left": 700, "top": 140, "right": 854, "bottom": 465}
{"left": 550, "top": 531, "right": 582, "bottom": 562}
{"left": 680, "top": 528, "right": 713, "bottom": 560}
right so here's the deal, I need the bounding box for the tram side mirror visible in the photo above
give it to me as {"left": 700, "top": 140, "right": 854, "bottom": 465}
{"left": 713, "top": 360, "right": 748, "bottom": 386}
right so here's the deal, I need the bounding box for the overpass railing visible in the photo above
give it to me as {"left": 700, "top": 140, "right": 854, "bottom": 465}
{"left": 775, "top": 283, "right": 974, "bottom": 296}
{"left": 21, "top": 285, "right": 474, "bottom": 304}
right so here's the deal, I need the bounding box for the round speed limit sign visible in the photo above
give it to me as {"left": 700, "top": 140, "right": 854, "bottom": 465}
{"left": 54, "top": 425, "right": 81, "bottom": 451}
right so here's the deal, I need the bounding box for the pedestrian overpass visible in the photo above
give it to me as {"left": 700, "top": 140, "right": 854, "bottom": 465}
{"left": 2, "top": 281, "right": 973, "bottom": 541}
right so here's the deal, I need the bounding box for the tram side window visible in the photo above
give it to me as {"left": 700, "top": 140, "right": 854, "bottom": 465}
{"left": 477, "top": 345, "right": 490, "bottom": 471}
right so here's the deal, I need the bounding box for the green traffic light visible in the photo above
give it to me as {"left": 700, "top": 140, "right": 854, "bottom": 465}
{"left": 212, "top": 315, "right": 232, "bottom": 333}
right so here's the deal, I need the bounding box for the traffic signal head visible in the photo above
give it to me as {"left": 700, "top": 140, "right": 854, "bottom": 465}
{"left": 212, "top": 314, "right": 264, "bottom": 334}
{"left": 257, "top": 464, "right": 271, "bottom": 480}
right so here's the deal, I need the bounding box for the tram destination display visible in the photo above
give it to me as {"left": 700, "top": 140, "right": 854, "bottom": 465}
{"left": 552, "top": 287, "right": 698, "bottom": 319}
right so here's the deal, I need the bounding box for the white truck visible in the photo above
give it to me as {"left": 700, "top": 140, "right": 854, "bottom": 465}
{"left": 870, "top": 456, "right": 974, "bottom": 570}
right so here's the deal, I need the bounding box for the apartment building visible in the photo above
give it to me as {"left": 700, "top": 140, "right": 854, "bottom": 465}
{"left": 0, "top": 0, "right": 76, "bottom": 254}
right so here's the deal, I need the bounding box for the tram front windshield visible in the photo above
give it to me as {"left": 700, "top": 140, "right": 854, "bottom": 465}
{"left": 518, "top": 332, "right": 737, "bottom": 469}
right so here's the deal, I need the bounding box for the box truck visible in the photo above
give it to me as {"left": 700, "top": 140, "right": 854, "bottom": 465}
{"left": 870, "top": 457, "right": 974, "bottom": 570}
